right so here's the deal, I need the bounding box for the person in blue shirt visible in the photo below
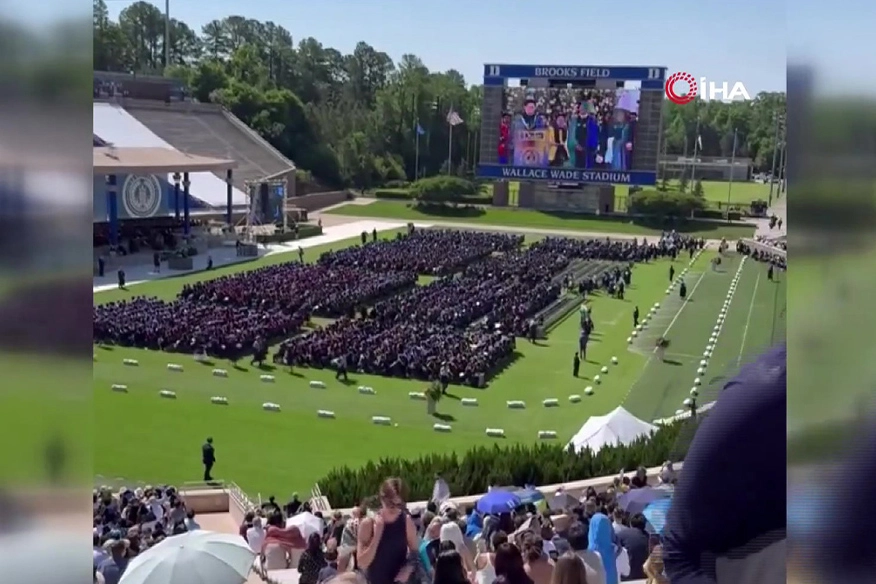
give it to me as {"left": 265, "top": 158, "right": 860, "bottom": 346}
{"left": 97, "top": 539, "right": 129, "bottom": 584}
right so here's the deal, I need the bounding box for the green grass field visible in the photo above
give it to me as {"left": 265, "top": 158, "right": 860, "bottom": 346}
{"left": 325, "top": 203, "right": 756, "bottom": 240}
{"left": 92, "top": 224, "right": 782, "bottom": 499}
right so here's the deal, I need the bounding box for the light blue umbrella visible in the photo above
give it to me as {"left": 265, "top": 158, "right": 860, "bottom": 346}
{"left": 513, "top": 486, "right": 545, "bottom": 506}
{"left": 643, "top": 497, "right": 672, "bottom": 535}
{"left": 477, "top": 489, "right": 521, "bottom": 514}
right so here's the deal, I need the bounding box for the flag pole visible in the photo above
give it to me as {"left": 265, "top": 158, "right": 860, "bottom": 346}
{"left": 447, "top": 106, "right": 453, "bottom": 174}
{"left": 691, "top": 116, "right": 701, "bottom": 184}
{"left": 727, "top": 127, "right": 737, "bottom": 221}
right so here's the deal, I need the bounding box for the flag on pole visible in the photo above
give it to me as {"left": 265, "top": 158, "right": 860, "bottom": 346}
{"left": 447, "top": 110, "right": 464, "bottom": 126}
{"left": 416, "top": 123, "right": 426, "bottom": 136}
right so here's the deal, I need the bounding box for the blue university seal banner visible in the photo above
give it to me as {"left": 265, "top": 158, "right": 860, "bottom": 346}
{"left": 121, "top": 174, "right": 162, "bottom": 218}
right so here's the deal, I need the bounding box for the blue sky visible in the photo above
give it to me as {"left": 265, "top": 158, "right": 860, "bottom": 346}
{"left": 99, "top": 0, "right": 876, "bottom": 95}
{"left": 102, "top": 0, "right": 787, "bottom": 92}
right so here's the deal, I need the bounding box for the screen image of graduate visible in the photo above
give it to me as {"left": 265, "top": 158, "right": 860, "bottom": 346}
{"left": 548, "top": 112, "right": 570, "bottom": 167}
{"left": 498, "top": 113, "right": 511, "bottom": 164}
{"left": 501, "top": 87, "right": 640, "bottom": 170}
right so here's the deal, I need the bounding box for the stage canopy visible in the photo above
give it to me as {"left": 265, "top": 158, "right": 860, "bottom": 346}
{"left": 567, "top": 406, "right": 658, "bottom": 455}
{"left": 93, "top": 146, "right": 236, "bottom": 175}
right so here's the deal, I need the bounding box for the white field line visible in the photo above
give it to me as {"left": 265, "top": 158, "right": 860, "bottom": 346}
{"left": 621, "top": 268, "right": 709, "bottom": 402}
{"left": 737, "top": 271, "right": 761, "bottom": 368}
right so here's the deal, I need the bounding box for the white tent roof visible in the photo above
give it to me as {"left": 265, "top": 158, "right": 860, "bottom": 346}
{"left": 567, "top": 406, "right": 657, "bottom": 454}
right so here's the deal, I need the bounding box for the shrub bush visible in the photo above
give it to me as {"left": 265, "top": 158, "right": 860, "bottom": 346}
{"left": 696, "top": 209, "right": 742, "bottom": 221}
{"left": 384, "top": 180, "right": 412, "bottom": 189}
{"left": 411, "top": 176, "right": 478, "bottom": 203}
{"left": 628, "top": 190, "right": 706, "bottom": 217}
{"left": 318, "top": 418, "right": 694, "bottom": 507}
{"left": 373, "top": 189, "right": 414, "bottom": 200}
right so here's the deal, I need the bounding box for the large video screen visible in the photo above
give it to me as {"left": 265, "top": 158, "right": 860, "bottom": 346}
{"left": 477, "top": 64, "right": 665, "bottom": 186}
{"left": 500, "top": 87, "right": 640, "bottom": 171}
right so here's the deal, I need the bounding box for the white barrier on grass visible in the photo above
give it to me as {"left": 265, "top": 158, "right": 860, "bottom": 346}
{"left": 211, "top": 396, "right": 228, "bottom": 405}
{"left": 262, "top": 402, "right": 281, "bottom": 412}
{"left": 485, "top": 428, "right": 505, "bottom": 437}
{"left": 260, "top": 374, "right": 275, "bottom": 383}
{"left": 433, "top": 423, "right": 452, "bottom": 433}
{"left": 461, "top": 398, "right": 478, "bottom": 406}
{"left": 408, "top": 392, "right": 426, "bottom": 400}
{"left": 309, "top": 380, "right": 326, "bottom": 389}
{"left": 358, "top": 386, "right": 376, "bottom": 395}
{"left": 585, "top": 386, "right": 594, "bottom": 395}
{"left": 317, "top": 410, "right": 336, "bottom": 419}
{"left": 212, "top": 369, "right": 228, "bottom": 377}
{"left": 372, "top": 416, "right": 392, "bottom": 426}
{"left": 506, "top": 400, "right": 526, "bottom": 409}
{"left": 123, "top": 359, "right": 139, "bottom": 366}
{"left": 166, "top": 363, "right": 183, "bottom": 372}
{"left": 542, "top": 398, "right": 559, "bottom": 407}
{"left": 111, "top": 384, "right": 128, "bottom": 393}
{"left": 538, "top": 431, "right": 558, "bottom": 439}
{"left": 159, "top": 390, "right": 177, "bottom": 399}
{"left": 569, "top": 394, "right": 582, "bottom": 403}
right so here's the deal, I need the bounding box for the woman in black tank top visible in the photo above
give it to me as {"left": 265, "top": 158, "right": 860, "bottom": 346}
{"left": 356, "top": 478, "right": 420, "bottom": 584}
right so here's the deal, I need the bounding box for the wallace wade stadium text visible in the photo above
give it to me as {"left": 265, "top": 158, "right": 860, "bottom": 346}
{"left": 500, "top": 168, "right": 635, "bottom": 183}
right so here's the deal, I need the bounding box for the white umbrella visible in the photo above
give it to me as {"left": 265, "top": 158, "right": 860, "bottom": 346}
{"left": 286, "top": 511, "right": 323, "bottom": 539}
{"left": 120, "top": 531, "right": 255, "bottom": 584}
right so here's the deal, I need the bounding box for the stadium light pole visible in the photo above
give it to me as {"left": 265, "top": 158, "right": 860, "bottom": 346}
{"left": 164, "top": 0, "right": 170, "bottom": 71}
{"left": 767, "top": 112, "right": 783, "bottom": 206}
{"left": 726, "top": 127, "right": 738, "bottom": 221}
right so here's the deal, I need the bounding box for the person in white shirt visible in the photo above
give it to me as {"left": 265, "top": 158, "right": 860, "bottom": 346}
{"left": 247, "top": 517, "right": 267, "bottom": 555}
{"left": 184, "top": 510, "right": 201, "bottom": 531}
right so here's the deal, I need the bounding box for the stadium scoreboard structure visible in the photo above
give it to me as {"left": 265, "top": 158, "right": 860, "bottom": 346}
{"left": 478, "top": 64, "right": 666, "bottom": 211}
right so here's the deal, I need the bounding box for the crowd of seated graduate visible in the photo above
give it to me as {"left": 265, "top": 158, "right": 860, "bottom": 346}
{"left": 93, "top": 297, "right": 306, "bottom": 360}
{"left": 317, "top": 229, "right": 523, "bottom": 275}
{"left": 178, "top": 262, "right": 416, "bottom": 318}
{"left": 274, "top": 318, "right": 514, "bottom": 386}
{"left": 529, "top": 232, "right": 703, "bottom": 263}
{"left": 737, "top": 240, "right": 787, "bottom": 269}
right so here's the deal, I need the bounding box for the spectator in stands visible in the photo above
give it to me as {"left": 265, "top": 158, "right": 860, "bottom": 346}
{"left": 630, "top": 467, "right": 648, "bottom": 489}
{"left": 356, "top": 478, "right": 420, "bottom": 584}
{"left": 441, "top": 520, "right": 475, "bottom": 576}
{"left": 339, "top": 506, "right": 361, "bottom": 572}
{"left": 616, "top": 515, "right": 649, "bottom": 582}
{"left": 247, "top": 516, "right": 267, "bottom": 554}
{"left": 551, "top": 553, "right": 593, "bottom": 584}
{"left": 494, "top": 543, "right": 534, "bottom": 584}
{"left": 261, "top": 512, "right": 306, "bottom": 570}
{"left": 285, "top": 493, "right": 303, "bottom": 516}
{"left": 318, "top": 542, "right": 340, "bottom": 583}
{"left": 299, "top": 532, "right": 328, "bottom": 584}
{"left": 522, "top": 533, "right": 553, "bottom": 584}
{"left": 643, "top": 545, "right": 667, "bottom": 584}
{"left": 420, "top": 516, "right": 444, "bottom": 576}
{"left": 97, "top": 538, "right": 129, "bottom": 584}
{"left": 184, "top": 509, "right": 200, "bottom": 531}
{"left": 240, "top": 510, "right": 255, "bottom": 541}
{"left": 434, "top": 548, "right": 471, "bottom": 584}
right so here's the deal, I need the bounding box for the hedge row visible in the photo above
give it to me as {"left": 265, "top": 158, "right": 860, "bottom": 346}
{"left": 696, "top": 209, "right": 743, "bottom": 221}
{"left": 317, "top": 418, "right": 693, "bottom": 507}
{"left": 254, "top": 224, "right": 323, "bottom": 244}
